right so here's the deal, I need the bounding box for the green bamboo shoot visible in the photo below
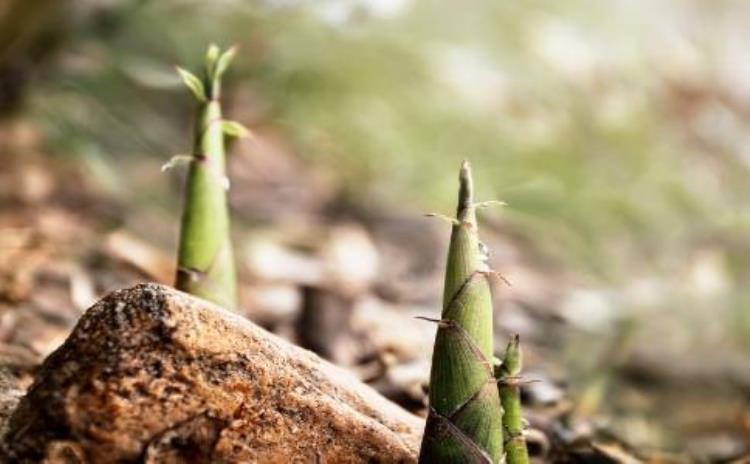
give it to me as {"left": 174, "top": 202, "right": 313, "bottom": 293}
{"left": 496, "top": 335, "right": 530, "bottom": 464}
{"left": 173, "top": 44, "right": 247, "bottom": 309}
{"left": 419, "top": 161, "right": 504, "bottom": 463}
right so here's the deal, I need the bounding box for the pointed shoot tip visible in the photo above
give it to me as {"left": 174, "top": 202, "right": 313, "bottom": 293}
{"left": 503, "top": 334, "right": 522, "bottom": 375}
{"left": 457, "top": 160, "right": 474, "bottom": 216}
{"left": 459, "top": 160, "right": 472, "bottom": 183}
{"left": 506, "top": 333, "right": 520, "bottom": 352}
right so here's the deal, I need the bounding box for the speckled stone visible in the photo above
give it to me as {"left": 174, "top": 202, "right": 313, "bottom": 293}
{"left": 4, "top": 283, "right": 421, "bottom": 463}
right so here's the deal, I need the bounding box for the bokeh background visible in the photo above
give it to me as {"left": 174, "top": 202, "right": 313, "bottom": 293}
{"left": 2, "top": 0, "right": 750, "bottom": 460}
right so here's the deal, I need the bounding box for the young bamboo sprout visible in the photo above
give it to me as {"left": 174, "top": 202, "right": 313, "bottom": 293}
{"left": 419, "top": 161, "right": 504, "bottom": 463}
{"left": 496, "top": 335, "right": 530, "bottom": 464}
{"left": 172, "top": 44, "right": 248, "bottom": 309}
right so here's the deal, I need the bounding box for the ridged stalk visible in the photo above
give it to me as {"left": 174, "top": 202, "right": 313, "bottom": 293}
{"left": 173, "top": 44, "right": 247, "bottom": 309}
{"left": 419, "top": 161, "right": 504, "bottom": 463}
{"left": 496, "top": 335, "right": 530, "bottom": 464}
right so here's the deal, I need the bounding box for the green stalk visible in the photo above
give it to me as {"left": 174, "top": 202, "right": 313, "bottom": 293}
{"left": 419, "top": 161, "right": 504, "bottom": 463}
{"left": 496, "top": 335, "right": 530, "bottom": 464}
{"left": 173, "top": 44, "right": 248, "bottom": 309}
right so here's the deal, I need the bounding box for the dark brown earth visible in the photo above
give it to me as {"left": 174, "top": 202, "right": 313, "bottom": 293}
{"left": 3, "top": 283, "right": 422, "bottom": 463}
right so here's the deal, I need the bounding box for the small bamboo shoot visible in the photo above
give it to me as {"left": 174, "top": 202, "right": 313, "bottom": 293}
{"left": 173, "top": 44, "right": 247, "bottom": 309}
{"left": 496, "top": 334, "right": 530, "bottom": 464}
{"left": 419, "top": 161, "right": 504, "bottom": 463}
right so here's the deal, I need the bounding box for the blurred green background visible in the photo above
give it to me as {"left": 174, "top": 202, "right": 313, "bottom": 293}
{"left": 3, "top": 0, "right": 750, "bottom": 456}
{"left": 20, "top": 0, "right": 750, "bottom": 274}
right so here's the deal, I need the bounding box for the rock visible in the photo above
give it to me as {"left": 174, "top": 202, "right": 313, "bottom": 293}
{"left": 3, "top": 283, "right": 422, "bottom": 463}
{"left": 0, "top": 368, "right": 24, "bottom": 442}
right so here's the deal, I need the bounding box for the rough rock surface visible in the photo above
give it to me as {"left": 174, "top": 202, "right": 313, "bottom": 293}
{"left": 3, "top": 283, "right": 422, "bottom": 463}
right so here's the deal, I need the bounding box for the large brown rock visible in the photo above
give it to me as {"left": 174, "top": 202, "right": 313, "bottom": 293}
{"left": 4, "top": 283, "right": 422, "bottom": 463}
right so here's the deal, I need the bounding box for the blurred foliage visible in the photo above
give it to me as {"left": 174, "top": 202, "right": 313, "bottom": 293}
{"left": 22, "top": 0, "right": 750, "bottom": 348}
{"left": 0, "top": 0, "right": 64, "bottom": 111}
